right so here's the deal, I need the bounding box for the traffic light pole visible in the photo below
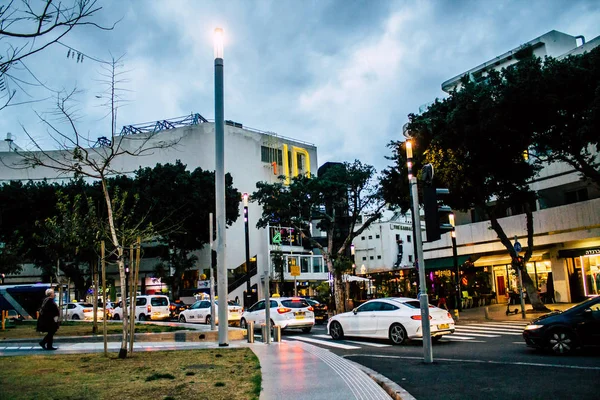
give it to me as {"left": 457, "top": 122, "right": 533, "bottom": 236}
{"left": 405, "top": 140, "right": 433, "bottom": 364}
{"left": 410, "top": 176, "right": 433, "bottom": 363}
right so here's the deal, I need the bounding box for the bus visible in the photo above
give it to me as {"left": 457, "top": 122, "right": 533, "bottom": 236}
{"left": 0, "top": 284, "right": 69, "bottom": 319}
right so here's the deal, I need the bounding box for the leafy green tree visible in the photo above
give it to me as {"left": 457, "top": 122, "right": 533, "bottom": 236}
{"left": 252, "top": 160, "right": 386, "bottom": 313}
{"left": 382, "top": 67, "right": 549, "bottom": 310}
{"left": 128, "top": 161, "right": 241, "bottom": 298}
{"left": 520, "top": 47, "right": 600, "bottom": 185}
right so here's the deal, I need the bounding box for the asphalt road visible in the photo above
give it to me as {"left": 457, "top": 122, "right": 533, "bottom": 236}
{"left": 279, "top": 321, "right": 600, "bottom": 400}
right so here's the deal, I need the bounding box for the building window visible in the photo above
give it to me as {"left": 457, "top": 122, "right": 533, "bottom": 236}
{"left": 408, "top": 255, "right": 413, "bottom": 262}
{"left": 375, "top": 234, "right": 380, "bottom": 239}
{"left": 377, "top": 255, "right": 382, "bottom": 260}
{"left": 565, "top": 188, "right": 588, "bottom": 205}
{"left": 407, "top": 235, "right": 412, "bottom": 243}
{"left": 362, "top": 256, "right": 367, "bottom": 261}
{"left": 361, "top": 236, "right": 365, "bottom": 240}
{"left": 396, "top": 234, "right": 400, "bottom": 241}
{"left": 368, "top": 235, "right": 372, "bottom": 240}
{"left": 369, "top": 256, "right": 374, "bottom": 260}
{"left": 260, "top": 146, "right": 282, "bottom": 165}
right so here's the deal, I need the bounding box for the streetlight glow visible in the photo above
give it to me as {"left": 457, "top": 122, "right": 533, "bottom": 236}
{"left": 405, "top": 140, "right": 413, "bottom": 159}
{"left": 243, "top": 192, "right": 249, "bottom": 206}
{"left": 214, "top": 28, "right": 224, "bottom": 59}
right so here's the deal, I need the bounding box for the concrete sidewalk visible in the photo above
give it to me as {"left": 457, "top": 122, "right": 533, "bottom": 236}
{"left": 0, "top": 335, "right": 396, "bottom": 400}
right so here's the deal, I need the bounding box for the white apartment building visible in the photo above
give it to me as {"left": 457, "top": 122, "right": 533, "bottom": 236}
{"left": 0, "top": 115, "right": 321, "bottom": 301}
{"left": 423, "top": 30, "right": 600, "bottom": 304}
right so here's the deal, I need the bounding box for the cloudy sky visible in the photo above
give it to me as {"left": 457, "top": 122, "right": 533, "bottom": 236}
{"left": 2, "top": 0, "right": 599, "bottom": 174}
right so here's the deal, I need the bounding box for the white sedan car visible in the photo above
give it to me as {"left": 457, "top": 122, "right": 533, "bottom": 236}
{"left": 240, "top": 297, "right": 315, "bottom": 333}
{"left": 178, "top": 300, "right": 243, "bottom": 325}
{"left": 327, "top": 297, "right": 455, "bottom": 345}
{"left": 62, "top": 303, "right": 105, "bottom": 321}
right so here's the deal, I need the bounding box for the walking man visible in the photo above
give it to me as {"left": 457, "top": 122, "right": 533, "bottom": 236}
{"left": 37, "top": 288, "right": 60, "bottom": 350}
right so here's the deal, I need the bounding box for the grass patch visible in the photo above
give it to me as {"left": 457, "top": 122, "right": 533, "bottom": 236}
{"left": 146, "top": 373, "right": 176, "bottom": 382}
{"left": 0, "top": 348, "right": 261, "bottom": 400}
{"left": 0, "top": 320, "right": 188, "bottom": 340}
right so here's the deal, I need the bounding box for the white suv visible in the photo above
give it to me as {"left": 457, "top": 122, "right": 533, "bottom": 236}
{"left": 112, "top": 295, "right": 170, "bottom": 321}
{"left": 240, "top": 297, "right": 315, "bottom": 333}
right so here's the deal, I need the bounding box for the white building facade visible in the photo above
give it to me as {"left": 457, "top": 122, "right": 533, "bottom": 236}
{"left": 0, "top": 115, "right": 321, "bottom": 301}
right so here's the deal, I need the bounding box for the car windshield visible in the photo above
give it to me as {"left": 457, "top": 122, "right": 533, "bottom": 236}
{"left": 281, "top": 299, "right": 310, "bottom": 308}
{"left": 401, "top": 300, "right": 434, "bottom": 309}
{"left": 151, "top": 297, "right": 169, "bottom": 306}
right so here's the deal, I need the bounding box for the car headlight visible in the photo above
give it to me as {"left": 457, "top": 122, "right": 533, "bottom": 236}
{"left": 524, "top": 324, "right": 543, "bottom": 330}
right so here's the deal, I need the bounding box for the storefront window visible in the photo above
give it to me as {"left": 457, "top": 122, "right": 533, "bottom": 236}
{"left": 580, "top": 255, "right": 600, "bottom": 296}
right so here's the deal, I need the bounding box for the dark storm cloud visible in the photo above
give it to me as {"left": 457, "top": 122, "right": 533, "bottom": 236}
{"left": 1, "top": 0, "right": 599, "bottom": 173}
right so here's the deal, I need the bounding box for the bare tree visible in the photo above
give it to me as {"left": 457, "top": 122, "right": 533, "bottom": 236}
{"left": 0, "top": 0, "right": 114, "bottom": 110}
{"left": 8, "top": 57, "right": 178, "bottom": 358}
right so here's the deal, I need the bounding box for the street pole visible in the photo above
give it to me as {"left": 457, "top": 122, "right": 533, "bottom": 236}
{"left": 518, "top": 268, "right": 526, "bottom": 319}
{"left": 209, "top": 213, "right": 216, "bottom": 331}
{"left": 264, "top": 268, "right": 271, "bottom": 344}
{"left": 406, "top": 140, "right": 433, "bottom": 363}
{"left": 243, "top": 193, "right": 251, "bottom": 306}
{"left": 214, "top": 28, "right": 228, "bottom": 346}
{"left": 450, "top": 214, "right": 461, "bottom": 313}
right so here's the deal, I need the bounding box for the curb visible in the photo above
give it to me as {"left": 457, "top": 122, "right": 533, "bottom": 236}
{"left": 1, "top": 329, "right": 246, "bottom": 344}
{"left": 346, "top": 358, "right": 416, "bottom": 400}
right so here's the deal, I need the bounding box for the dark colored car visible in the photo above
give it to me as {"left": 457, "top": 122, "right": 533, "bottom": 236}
{"left": 305, "top": 298, "right": 328, "bottom": 324}
{"left": 169, "top": 300, "right": 190, "bottom": 319}
{"left": 523, "top": 296, "right": 600, "bottom": 355}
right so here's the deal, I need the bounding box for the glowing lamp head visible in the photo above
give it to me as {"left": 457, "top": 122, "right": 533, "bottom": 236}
{"left": 214, "top": 28, "right": 224, "bottom": 59}
{"left": 405, "top": 140, "right": 413, "bottom": 159}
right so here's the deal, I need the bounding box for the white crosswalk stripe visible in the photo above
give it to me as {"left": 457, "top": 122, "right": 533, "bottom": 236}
{"left": 287, "top": 335, "right": 360, "bottom": 350}
{"left": 313, "top": 334, "right": 391, "bottom": 347}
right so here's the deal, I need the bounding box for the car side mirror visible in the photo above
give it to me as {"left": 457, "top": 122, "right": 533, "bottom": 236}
{"left": 353, "top": 308, "right": 358, "bottom": 315}
{"left": 583, "top": 308, "right": 593, "bottom": 316}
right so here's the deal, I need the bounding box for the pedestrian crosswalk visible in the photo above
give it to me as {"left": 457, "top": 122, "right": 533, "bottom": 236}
{"left": 281, "top": 321, "right": 529, "bottom": 350}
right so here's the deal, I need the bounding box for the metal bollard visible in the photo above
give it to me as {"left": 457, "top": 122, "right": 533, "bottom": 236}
{"left": 484, "top": 306, "right": 490, "bottom": 320}
{"left": 261, "top": 324, "right": 268, "bottom": 343}
{"left": 247, "top": 321, "right": 254, "bottom": 343}
{"left": 452, "top": 309, "right": 459, "bottom": 322}
{"left": 273, "top": 325, "right": 281, "bottom": 342}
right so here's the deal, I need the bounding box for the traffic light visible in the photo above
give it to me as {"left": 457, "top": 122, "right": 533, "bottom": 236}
{"left": 423, "top": 186, "right": 454, "bottom": 242}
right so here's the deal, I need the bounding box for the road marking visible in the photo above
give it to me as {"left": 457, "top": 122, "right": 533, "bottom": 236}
{"left": 456, "top": 327, "right": 522, "bottom": 335}
{"left": 445, "top": 334, "right": 490, "bottom": 339}
{"left": 465, "top": 323, "right": 524, "bottom": 331}
{"left": 451, "top": 331, "right": 500, "bottom": 337}
{"left": 478, "top": 323, "right": 528, "bottom": 328}
{"left": 312, "top": 334, "right": 391, "bottom": 347}
{"left": 344, "top": 354, "right": 600, "bottom": 371}
{"left": 288, "top": 335, "right": 360, "bottom": 350}
{"left": 439, "top": 338, "right": 486, "bottom": 343}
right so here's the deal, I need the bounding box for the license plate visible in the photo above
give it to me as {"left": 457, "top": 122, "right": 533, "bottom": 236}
{"left": 438, "top": 323, "right": 449, "bottom": 329}
{"left": 295, "top": 315, "right": 304, "bottom": 320}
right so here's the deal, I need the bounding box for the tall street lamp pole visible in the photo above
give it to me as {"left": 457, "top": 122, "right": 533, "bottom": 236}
{"left": 450, "top": 213, "right": 461, "bottom": 312}
{"left": 405, "top": 139, "right": 433, "bottom": 363}
{"left": 214, "top": 27, "right": 228, "bottom": 346}
{"left": 243, "top": 193, "right": 252, "bottom": 306}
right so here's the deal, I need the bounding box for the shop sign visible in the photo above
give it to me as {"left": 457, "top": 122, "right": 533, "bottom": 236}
{"left": 585, "top": 249, "right": 600, "bottom": 255}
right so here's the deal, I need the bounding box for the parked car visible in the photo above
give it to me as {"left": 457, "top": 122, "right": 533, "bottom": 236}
{"left": 169, "top": 299, "right": 190, "bottom": 319}
{"left": 305, "top": 298, "right": 328, "bottom": 324}
{"left": 178, "top": 300, "right": 243, "bottom": 325}
{"left": 112, "top": 295, "right": 170, "bottom": 321}
{"left": 523, "top": 295, "right": 600, "bottom": 355}
{"left": 62, "top": 303, "right": 105, "bottom": 321}
{"left": 240, "top": 297, "right": 315, "bottom": 333}
{"left": 327, "top": 297, "right": 455, "bottom": 345}
{"left": 98, "top": 301, "right": 115, "bottom": 320}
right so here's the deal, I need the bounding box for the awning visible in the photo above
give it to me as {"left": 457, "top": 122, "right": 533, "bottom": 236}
{"left": 423, "top": 255, "right": 475, "bottom": 271}
{"left": 343, "top": 274, "right": 371, "bottom": 282}
{"left": 474, "top": 250, "right": 550, "bottom": 267}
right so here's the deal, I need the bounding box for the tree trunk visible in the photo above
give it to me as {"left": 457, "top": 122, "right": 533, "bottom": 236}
{"left": 487, "top": 206, "right": 549, "bottom": 312}
{"left": 334, "top": 271, "right": 346, "bottom": 314}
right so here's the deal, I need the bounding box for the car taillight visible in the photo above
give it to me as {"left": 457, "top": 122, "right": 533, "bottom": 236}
{"left": 307, "top": 306, "right": 314, "bottom": 312}
{"left": 147, "top": 305, "right": 151, "bottom": 313}
{"left": 323, "top": 305, "right": 328, "bottom": 311}
{"left": 83, "top": 309, "right": 92, "bottom": 313}
{"left": 170, "top": 305, "right": 175, "bottom": 311}
{"left": 447, "top": 312, "right": 452, "bottom": 319}
{"left": 277, "top": 307, "right": 292, "bottom": 314}
{"left": 410, "top": 315, "right": 433, "bottom": 320}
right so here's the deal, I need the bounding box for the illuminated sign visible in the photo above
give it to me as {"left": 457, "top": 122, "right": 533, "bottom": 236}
{"left": 282, "top": 144, "right": 311, "bottom": 185}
